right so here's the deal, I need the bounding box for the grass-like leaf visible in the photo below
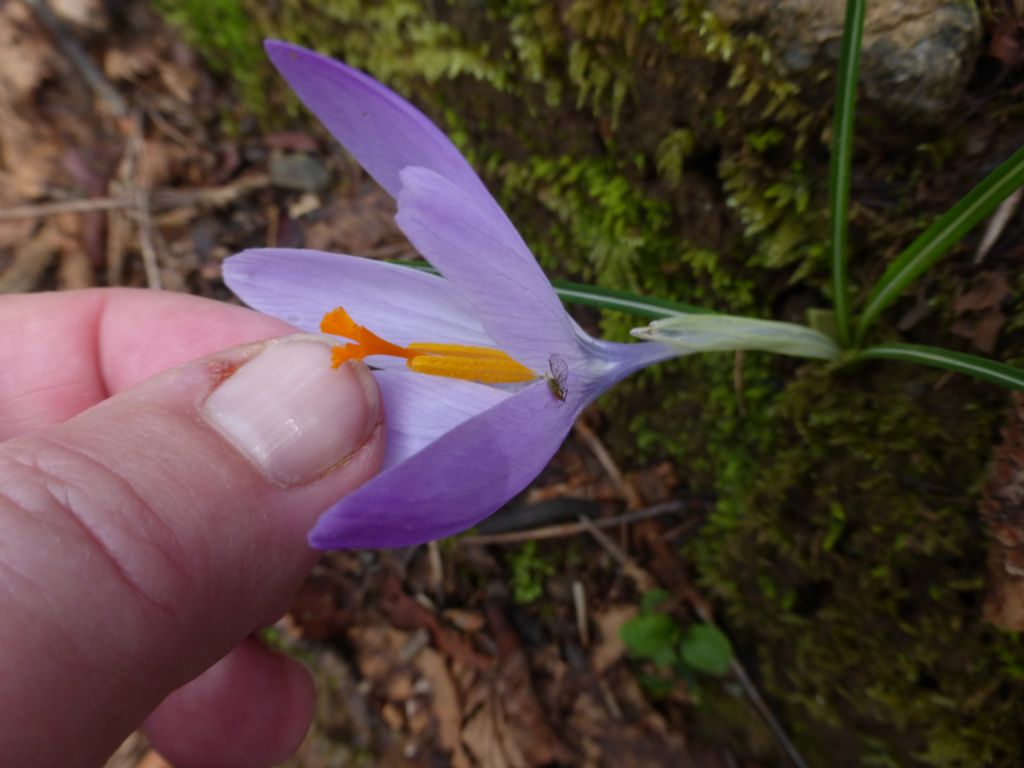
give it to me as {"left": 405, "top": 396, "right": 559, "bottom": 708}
{"left": 828, "top": 0, "right": 866, "bottom": 347}
{"left": 393, "top": 259, "right": 705, "bottom": 319}
{"left": 857, "top": 144, "right": 1024, "bottom": 341}
{"left": 857, "top": 343, "right": 1024, "bottom": 391}
{"left": 549, "top": 279, "right": 707, "bottom": 319}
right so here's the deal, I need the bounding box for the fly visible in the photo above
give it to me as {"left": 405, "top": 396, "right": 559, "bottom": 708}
{"left": 544, "top": 354, "right": 569, "bottom": 402}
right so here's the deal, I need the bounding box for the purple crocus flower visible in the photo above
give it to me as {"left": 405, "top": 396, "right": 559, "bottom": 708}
{"left": 223, "top": 41, "right": 679, "bottom": 549}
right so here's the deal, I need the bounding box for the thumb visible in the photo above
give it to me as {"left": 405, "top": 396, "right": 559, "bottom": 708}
{"left": 0, "top": 335, "right": 384, "bottom": 768}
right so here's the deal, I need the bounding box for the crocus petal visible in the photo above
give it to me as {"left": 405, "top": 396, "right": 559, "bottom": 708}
{"left": 577, "top": 337, "right": 683, "bottom": 396}
{"left": 223, "top": 248, "right": 494, "bottom": 348}
{"left": 264, "top": 40, "right": 499, "bottom": 214}
{"left": 308, "top": 377, "right": 583, "bottom": 549}
{"left": 375, "top": 370, "right": 509, "bottom": 469}
{"left": 395, "top": 167, "right": 583, "bottom": 372}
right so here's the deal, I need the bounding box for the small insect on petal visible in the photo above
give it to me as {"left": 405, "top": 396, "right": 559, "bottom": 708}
{"left": 544, "top": 354, "right": 569, "bottom": 402}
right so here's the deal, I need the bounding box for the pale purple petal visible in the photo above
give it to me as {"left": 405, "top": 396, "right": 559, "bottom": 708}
{"left": 395, "top": 167, "right": 583, "bottom": 372}
{"left": 265, "top": 40, "right": 499, "bottom": 214}
{"left": 223, "top": 249, "right": 494, "bottom": 348}
{"left": 375, "top": 370, "right": 510, "bottom": 469}
{"left": 577, "top": 337, "right": 683, "bottom": 397}
{"left": 308, "top": 377, "right": 584, "bottom": 549}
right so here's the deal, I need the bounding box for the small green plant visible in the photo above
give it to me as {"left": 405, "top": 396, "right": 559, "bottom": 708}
{"left": 508, "top": 541, "right": 555, "bottom": 604}
{"left": 621, "top": 588, "right": 734, "bottom": 692}
{"left": 154, "top": 0, "right": 267, "bottom": 114}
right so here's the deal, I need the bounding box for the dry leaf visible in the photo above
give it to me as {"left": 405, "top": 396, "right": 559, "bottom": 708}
{"left": 156, "top": 58, "right": 199, "bottom": 105}
{"left": 954, "top": 272, "right": 1012, "bottom": 314}
{"left": 348, "top": 624, "right": 411, "bottom": 682}
{"left": 952, "top": 311, "right": 1005, "bottom": 355}
{"left": 0, "top": 94, "right": 60, "bottom": 201}
{"left": 951, "top": 272, "right": 1012, "bottom": 353}
{"left": 304, "top": 186, "right": 403, "bottom": 254}
{"left": 58, "top": 241, "right": 94, "bottom": 289}
{"left": 414, "top": 647, "right": 470, "bottom": 768}
{"left": 380, "top": 576, "right": 493, "bottom": 671}
{"left": 462, "top": 602, "right": 575, "bottom": 767}
{"left": 443, "top": 608, "right": 486, "bottom": 633}
{"left": 0, "top": 5, "right": 62, "bottom": 197}
{"left": 52, "top": 0, "right": 108, "bottom": 31}
{"left": 592, "top": 604, "right": 639, "bottom": 673}
{"left": 104, "top": 46, "right": 157, "bottom": 82}
{"left": 568, "top": 669, "right": 690, "bottom": 768}
{"left": 982, "top": 395, "right": 1024, "bottom": 630}
{"left": 462, "top": 682, "right": 528, "bottom": 768}
{"left": 0, "top": 225, "right": 65, "bottom": 293}
{"left": 0, "top": 4, "right": 53, "bottom": 98}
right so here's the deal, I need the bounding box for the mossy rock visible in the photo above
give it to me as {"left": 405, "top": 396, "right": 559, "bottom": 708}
{"left": 162, "top": 1, "right": 1024, "bottom": 764}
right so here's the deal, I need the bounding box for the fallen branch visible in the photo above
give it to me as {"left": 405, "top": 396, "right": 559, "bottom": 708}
{"left": 457, "top": 500, "right": 688, "bottom": 547}
{"left": 0, "top": 198, "right": 132, "bottom": 220}
{"left": 0, "top": 174, "right": 273, "bottom": 222}
{"left": 574, "top": 420, "right": 644, "bottom": 509}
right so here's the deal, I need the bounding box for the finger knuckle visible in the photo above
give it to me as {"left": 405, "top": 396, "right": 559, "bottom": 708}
{"left": 0, "top": 435, "right": 192, "bottom": 624}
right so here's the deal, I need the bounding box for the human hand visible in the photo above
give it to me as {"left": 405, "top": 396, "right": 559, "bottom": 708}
{"left": 0, "top": 288, "right": 385, "bottom": 768}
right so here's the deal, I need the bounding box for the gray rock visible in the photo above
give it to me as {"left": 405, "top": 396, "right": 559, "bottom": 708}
{"left": 708, "top": 0, "right": 981, "bottom": 122}
{"left": 269, "top": 151, "right": 330, "bottom": 192}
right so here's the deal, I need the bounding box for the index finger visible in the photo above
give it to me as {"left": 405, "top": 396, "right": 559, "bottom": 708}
{"left": 0, "top": 288, "right": 295, "bottom": 439}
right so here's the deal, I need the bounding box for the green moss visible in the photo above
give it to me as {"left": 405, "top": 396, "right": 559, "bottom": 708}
{"left": 691, "top": 366, "right": 1023, "bottom": 766}
{"left": 154, "top": 0, "right": 268, "bottom": 114}
{"left": 163, "top": 1, "right": 1024, "bottom": 764}
{"left": 507, "top": 541, "right": 556, "bottom": 604}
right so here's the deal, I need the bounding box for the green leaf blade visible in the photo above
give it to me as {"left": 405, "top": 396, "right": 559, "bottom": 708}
{"left": 857, "top": 144, "right": 1024, "bottom": 341}
{"left": 549, "top": 279, "right": 707, "bottom": 319}
{"left": 857, "top": 343, "right": 1024, "bottom": 391}
{"left": 679, "top": 624, "right": 733, "bottom": 676}
{"left": 621, "top": 613, "right": 682, "bottom": 667}
{"left": 828, "top": 0, "right": 867, "bottom": 348}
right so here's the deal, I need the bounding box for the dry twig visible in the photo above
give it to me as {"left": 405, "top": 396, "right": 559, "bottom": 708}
{"left": 0, "top": 198, "right": 134, "bottom": 221}
{"left": 122, "top": 117, "right": 162, "bottom": 289}
{"left": 577, "top": 515, "right": 656, "bottom": 590}
{"left": 24, "top": 0, "right": 129, "bottom": 117}
{"left": 574, "top": 419, "right": 644, "bottom": 509}
{"left": 457, "top": 500, "right": 687, "bottom": 547}
{"left": 975, "top": 187, "right": 1023, "bottom": 264}
{"left": 427, "top": 540, "right": 444, "bottom": 607}
{"left": 0, "top": 174, "right": 274, "bottom": 222}
{"left": 572, "top": 580, "right": 590, "bottom": 646}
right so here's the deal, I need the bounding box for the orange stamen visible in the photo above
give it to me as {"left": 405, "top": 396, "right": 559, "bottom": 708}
{"left": 320, "top": 306, "right": 535, "bottom": 384}
{"left": 408, "top": 353, "right": 535, "bottom": 383}
{"left": 321, "top": 307, "right": 414, "bottom": 360}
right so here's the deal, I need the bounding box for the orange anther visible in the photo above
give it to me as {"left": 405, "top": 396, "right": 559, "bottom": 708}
{"left": 320, "top": 306, "right": 536, "bottom": 384}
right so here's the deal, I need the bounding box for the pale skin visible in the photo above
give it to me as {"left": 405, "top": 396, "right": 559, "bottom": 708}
{"left": 0, "top": 289, "right": 385, "bottom": 768}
